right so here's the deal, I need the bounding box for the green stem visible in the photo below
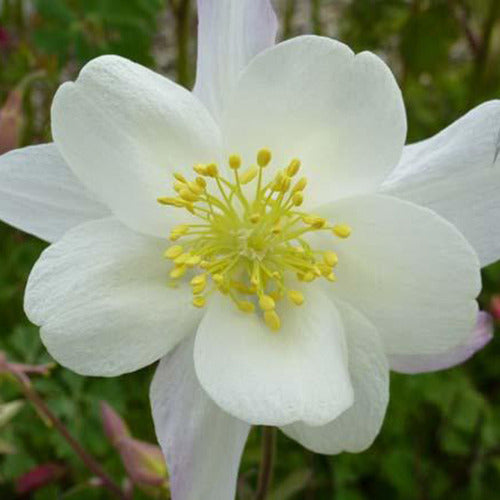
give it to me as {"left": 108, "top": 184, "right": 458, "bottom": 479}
{"left": 255, "top": 426, "right": 277, "bottom": 500}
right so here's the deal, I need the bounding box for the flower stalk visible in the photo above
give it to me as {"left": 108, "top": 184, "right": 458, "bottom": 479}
{"left": 255, "top": 426, "right": 277, "bottom": 500}
{"left": 0, "top": 355, "right": 128, "bottom": 500}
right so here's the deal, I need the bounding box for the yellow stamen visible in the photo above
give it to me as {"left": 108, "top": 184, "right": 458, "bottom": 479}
{"left": 157, "top": 149, "right": 351, "bottom": 332}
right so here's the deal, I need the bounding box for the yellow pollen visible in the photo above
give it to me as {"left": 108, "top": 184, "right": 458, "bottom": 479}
{"left": 158, "top": 149, "right": 351, "bottom": 331}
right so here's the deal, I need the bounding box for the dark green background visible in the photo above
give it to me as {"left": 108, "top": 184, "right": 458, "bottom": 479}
{"left": 1, "top": 1, "right": 500, "bottom": 498}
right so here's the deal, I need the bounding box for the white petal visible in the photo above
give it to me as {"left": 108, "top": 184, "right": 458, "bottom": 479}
{"left": 0, "top": 144, "right": 108, "bottom": 242}
{"left": 223, "top": 36, "right": 406, "bottom": 204}
{"left": 382, "top": 101, "right": 500, "bottom": 266}
{"left": 282, "top": 300, "right": 389, "bottom": 454}
{"left": 194, "top": 0, "right": 277, "bottom": 121}
{"left": 151, "top": 336, "right": 250, "bottom": 500}
{"left": 193, "top": 285, "right": 354, "bottom": 427}
{"left": 319, "top": 194, "right": 481, "bottom": 355}
{"left": 51, "top": 55, "right": 222, "bottom": 238}
{"left": 389, "top": 311, "right": 493, "bottom": 374}
{"left": 25, "top": 218, "right": 201, "bottom": 376}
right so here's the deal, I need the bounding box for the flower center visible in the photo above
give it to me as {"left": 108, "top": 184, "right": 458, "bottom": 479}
{"left": 158, "top": 149, "right": 351, "bottom": 331}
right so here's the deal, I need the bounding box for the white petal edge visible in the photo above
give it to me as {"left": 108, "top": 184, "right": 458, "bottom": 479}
{"left": 318, "top": 194, "right": 481, "bottom": 356}
{"left": 382, "top": 101, "right": 500, "bottom": 266}
{"left": 194, "top": 0, "right": 277, "bottom": 122}
{"left": 282, "top": 300, "right": 389, "bottom": 454}
{"left": 151, "top": 336, "right": 250, "bottom": 500}
{"left": 193, "top": 285, "right": 354, "bottom": 427}
{"left": 389, "top": 311, "right": 494, "bottom": 374}
{"left": 0, "top": 143, "right": 108, "bottom": 242}
{"left": 52, "top": 55, "right": 223, "bottom": 238}
{"left": 25, "top": 217, "right": 202, "bottom": 376}
{"left": 223, "top": 35, "right": 407, "bottom": 205}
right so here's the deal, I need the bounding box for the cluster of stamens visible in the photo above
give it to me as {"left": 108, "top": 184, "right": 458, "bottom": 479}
{"left": 157, "top": 149, "right": 351, "bottom": 331}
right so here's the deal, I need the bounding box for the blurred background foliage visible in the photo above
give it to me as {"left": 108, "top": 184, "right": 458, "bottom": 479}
{"left": 1, "top": 0, "right": 500, "bottom": 498}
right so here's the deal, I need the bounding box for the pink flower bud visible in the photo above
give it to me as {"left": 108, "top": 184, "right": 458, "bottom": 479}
{"left": 100, "top": 401, "right": 130, "bottom": 446}
{"left": 15, "top": 463, "right": 66, "bottom": 494}
{"left": 118, "top": 437, "right": 168, "bottom": 488}
{"left": 490, "top": 295, "right": 500, "bottom": 321}
{"left": 0, "top": 88, "right": 23, "bottom": 155}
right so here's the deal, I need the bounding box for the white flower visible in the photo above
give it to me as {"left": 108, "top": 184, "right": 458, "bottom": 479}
{"left": 0, "top": 1, "right": 497, "bottom": 498}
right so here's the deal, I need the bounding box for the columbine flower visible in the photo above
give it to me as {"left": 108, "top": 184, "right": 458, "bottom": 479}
{"left": 0, "top": 1, "right": 498, "bottom": 498}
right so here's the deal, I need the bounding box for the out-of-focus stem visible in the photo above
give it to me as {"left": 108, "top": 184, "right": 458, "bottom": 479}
{"left": 169, "top": 0, "right": 192, "bottom": 87}
{"left": 9, "top": 370, "right": 128, "bottom": 500}
{"left": 255, "top": 426, "right": 277, "bottom": 500}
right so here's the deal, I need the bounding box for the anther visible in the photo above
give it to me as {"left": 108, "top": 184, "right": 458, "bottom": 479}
{"left": 240, "top": 165, "right": 258, "bottom": 184}
{"left": 288, "top": 290, "right": 304, "bottom": 306}
{"left": 193, "top": 296, "right": 206, "bottom": 308}
{"left": 259, "top": 295, "right": 276, "bottom": 311}
{"left": 174, "top": 173, "right": 187, "bottom": 183}
{"left": 324, "top": 251, "right": 339, "bottom": 267}
{"left": 205, "top": 163, "right": 219, "bottom": 177}
{"left": 164, "top": 245, "right": 183, "bottom": 259}
{"left": 292, "top": 192, "right": 303, "bottom": 206}
{"left": 179, "top": 189, "right": 199, "bottom": 202}
{"left": 229, "top": 154, "right": 242, "bottom": 170}
{"left": 286, "top": 159, "right": 301, "bottom": 177}
{"left": 292, "top": 177, "right": 307, "bottom": 193}
{"left": 264, "top": 310, "right": 281, "bottom": 331}
{"left": 333, "top": 224, "right": 352, "bottom": 239}
{"left": 193, "top": 164, "right": 208, "bottom": 175}
{"left": 238, "top": 301, "right": 255, "bottom": 313}
{"left": 257, "top": 149, "right": 272, "bottom": 168}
